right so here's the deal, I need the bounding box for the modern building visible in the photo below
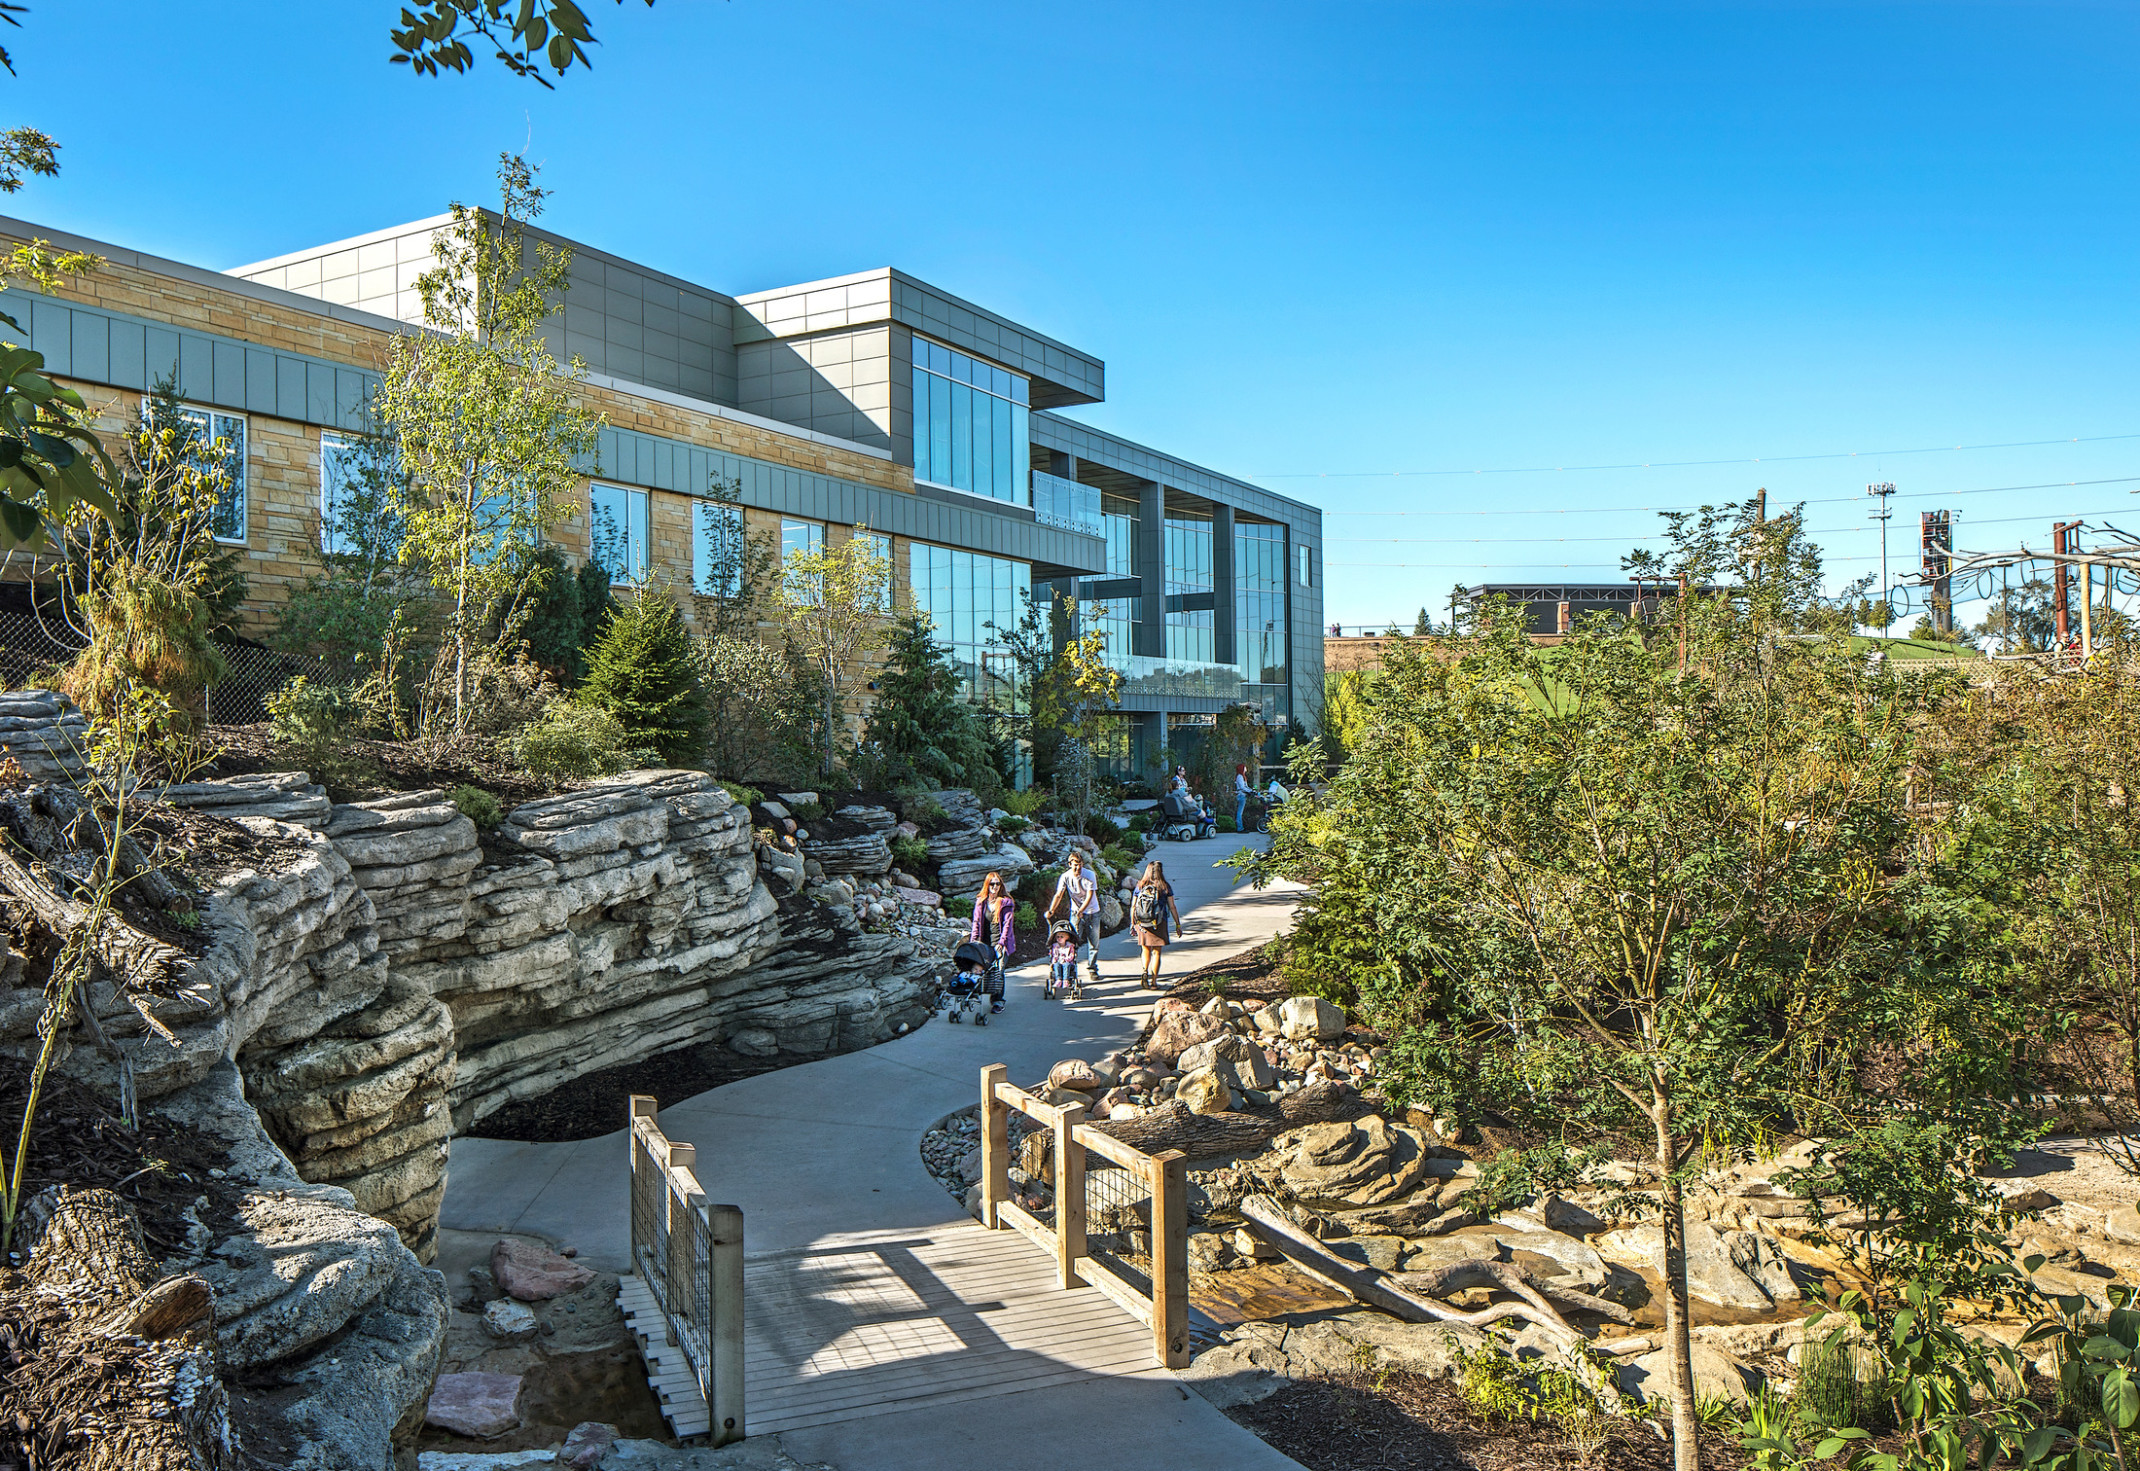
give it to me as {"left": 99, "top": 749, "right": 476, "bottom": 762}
{"left": 0, "top": 209, "right": 1321, "bottom": 777}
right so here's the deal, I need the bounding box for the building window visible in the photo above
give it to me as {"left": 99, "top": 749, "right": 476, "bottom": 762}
{"left": 1298, "top": 544, "right": 1313, "bottom": 587}
{"left": 911, "top": 334, "right": 1029, "bottom": 506}
{"left": 693, "top": 500, "right": 746, "bottom": 598}
{"left": 171, "top": 404, "right": 247, "bottom": 543}
{"left": 319, "top": 432, "right": 372, "bottom": 556}
{"left": 858, "top": 529, "right": 892, "bottom": 612}
{"left": 1164, "top": 507, "right": 1215, "bottom": 664}
{"left": 781, "top": 517, "right": 825, "bottom": 604}
{"left": 591, "top": 483, "right": 650, "bottom": 585}
{"left": 908, "top": 541, "right": 1030, "bottom": 708}
{"left": 1102, "top": 489, "right": 1139, "bottom": 579}
{"left": 1236, "top": 519, "right": 1289, "bottom": 687}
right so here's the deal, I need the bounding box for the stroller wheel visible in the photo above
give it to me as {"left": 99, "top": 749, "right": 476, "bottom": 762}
{"left": 976, "top": 1012, "right": 988, "bottom": 1026}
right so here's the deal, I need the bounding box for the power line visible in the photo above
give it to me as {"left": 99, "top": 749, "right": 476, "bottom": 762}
{"left": 1251, "top": 432, "right": 2140, "bottom": 481}
{"left": 1322, "top": 507, "right": 2134, "bottom": 546}
{"left": 1310, "top": 475, "right": 2140, "bottom": 518}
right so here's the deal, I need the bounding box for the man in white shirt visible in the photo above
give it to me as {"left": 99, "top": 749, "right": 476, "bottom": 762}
{"left": 1051, "top": 851, "right": 1102, "bottom": 982}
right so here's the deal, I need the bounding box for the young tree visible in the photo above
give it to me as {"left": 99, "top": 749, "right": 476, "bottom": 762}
{"left": 579, "top": 587, "right": 706, "bottom": 766}
{"left": 1055, "top": 606, "right": 1124, "bottom": 829}
{"left": 513, "top": 541, "right": 612, "bottom": 685}
{"left": 273, "top": 420, "right": 426, "bottom": 676}
{"left": 696, "top": 633, "right": 812, "bottom": 784}
{"left": 862, "top": 612, "right": 999, "bottom": 792}
{"left": 1247, "top": 605, "right": 1950, "bottom": 1470}
{"left": 1413, "top": 606, "right": 1431, "bottom": 636}
{"left": 986, "top": 588, "right": 1070, "bottom": 785}
{"left": 773, "top": 527, "right": 891, "bottom": 776}
{"left": 377, "top": 152, "right": 602, "bottom": 737}
{"left": 689, "top": 476, "right": 779, "bottom": 643}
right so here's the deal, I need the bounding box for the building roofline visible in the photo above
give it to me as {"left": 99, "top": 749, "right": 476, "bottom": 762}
{"left": 1031, "top": 409, "right": 1321, "bottom": 524}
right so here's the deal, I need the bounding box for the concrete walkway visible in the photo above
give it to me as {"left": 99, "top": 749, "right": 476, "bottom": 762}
{"left": 443, "top": 833, "right": 1307, "bottom": 1470}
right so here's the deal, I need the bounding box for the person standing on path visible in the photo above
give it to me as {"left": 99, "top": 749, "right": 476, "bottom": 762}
{"left": 1129, "top": 861, "right": 1182, "bottom": 988}
{"left": 1234, "top": 764, "right": 1252, "bottom": 833}
{"left": 1049, "top": 851, "right": 1102, "bottom": 983}
{"left": 968, "top": 870, "right": 1017, "bottom": 1014}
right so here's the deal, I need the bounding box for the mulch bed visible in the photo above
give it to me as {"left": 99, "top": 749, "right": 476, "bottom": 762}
{"left": 466, "top": 1038, "right": 794, "bottom": 1143}
{"left": 0, "top": 1062, "right": 243, "bottom": 1261}
{"left": 207, "top": 722, "right": 555, "bottom": 811}
{"left": 1227, "top": 1369, "right": 1749, "bottom": 1471}
{"left": 1164, "top": 935, "right": 1292, "bottom": 1006}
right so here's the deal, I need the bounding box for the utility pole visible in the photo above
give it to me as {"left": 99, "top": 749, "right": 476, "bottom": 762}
{"left": 2052, "top": 520, "right": 2078, "bottom": 649}
{"left": 1866, "top": 482, "right": 1896, "bottom": 630}
{"left": 1920, "top": 510, "right": 1954, "bottom": 635}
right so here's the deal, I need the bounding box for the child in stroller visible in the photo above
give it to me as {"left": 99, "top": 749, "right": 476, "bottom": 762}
{"left": 1046, "top": 920, "right": 1083, "bottom": 1002}
{"left": 942, "top": 940, "right": 999, "bottom": 1025}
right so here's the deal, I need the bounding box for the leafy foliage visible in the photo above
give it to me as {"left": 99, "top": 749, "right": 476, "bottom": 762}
{"left": 774, "top": 527, "right": 891, "bottom": 776}
{"left": 696, "top": 632, "right": 817, "bottom": 784}
{"left": 512, "top": 541, "right": 611, "bottom": 685}
{"left": 390, "top": 0, "right": 654, "bottom": 87}
{"left": 266, "top": 675, "right": 362, "bottom": 779}
{"left": 447, "top": 783, "right": 505, "bottom": 829}
{"left": 859, "top": 613, "right": 1001, "bottom": 794}
{"left": 511, "top": 700, "right": 650, "bottom": 784}
{"left": 273, "top": 422, "right": 424, "bottom": 673}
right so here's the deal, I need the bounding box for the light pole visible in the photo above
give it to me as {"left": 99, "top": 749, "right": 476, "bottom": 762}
{"left": 1866, "top": 482, "right": 1896, "bottom": 630}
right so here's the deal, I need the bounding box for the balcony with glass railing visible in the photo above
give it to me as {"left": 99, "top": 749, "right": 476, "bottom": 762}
{"left": 1031, "top": 469, "right": 1103, "bottom": 536}
{"left": 1116, "top": 654, "right": 1246, "bottom": 700}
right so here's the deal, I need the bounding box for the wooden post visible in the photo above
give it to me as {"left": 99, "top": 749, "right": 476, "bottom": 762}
{"left": 628, "top": 1096, "right": 658, "bottom": 1269}
{"left": 979, "top": 1064, "right": 1008, "bottom": 1229}
{"left": 1150, "top": 1148, "right": 1190, "bottom": 1367}
{"left": 708, "top": 1202, "right": 746, "bottom": 1446}
{"left": 1054, "top": 1100, "right": 1087, "bottom": 1289}
{"left": 665, "top": 1142, "right": 698, "bottom": 1341}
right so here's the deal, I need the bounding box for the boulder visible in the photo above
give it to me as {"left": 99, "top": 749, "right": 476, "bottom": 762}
{"left": 1620, "top": 1343, "right": 1759, "bottom": 1405}
{"left": 481, "top": 1298, "right": 538, "bottom": 1341}
{"left": 1281, "top": 1117, "right": 1431, "bottom": 1208}
{"left": 492, "top": 1238, "right": 596, "bottom": 1302}
{"left": 1146, "top": 1011, "right": 1228, "bottom": 1068}
{"left": 559, "top": 1421, "right": 621, "bottom": 1469}
{"left": 1178, "top": 1068, "right": 1234, "bottom": 1115}
{"left": 425, "top": 1372, "right": 523, "bottom": 1439}
{"left": 1177, "top": 1034, "right": 1277, "bottom": 1092}
{"left": 1048, "top": 1059, "right": 1104, "bottom": 1092}
{"left": 729, "top": 1028, "right": 779, "bottom": 1057}
{"left": 1278, "top": 995, "right": 1347, "bottom": 1042}
{"left": 1595, "top": 1222, "right": 1797, "bottom": 1310}
{"left": 937, "top": 843, "right": 1038, "bottom": 895}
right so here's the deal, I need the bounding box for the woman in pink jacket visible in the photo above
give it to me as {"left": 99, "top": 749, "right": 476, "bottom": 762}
{"left": 968, "top": 870, "right": 1017, "bottom": 1014}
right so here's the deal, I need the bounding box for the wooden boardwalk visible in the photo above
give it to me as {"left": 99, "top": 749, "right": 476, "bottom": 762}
{"left": 738, "top": 1222, "right": 1166, "bottom": 1435}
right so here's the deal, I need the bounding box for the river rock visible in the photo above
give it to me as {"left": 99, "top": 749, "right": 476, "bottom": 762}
{"left": 1049, "top": 1059, "right": 1104, "bottom": 1092}
{"left": 426, "top": 1372, "right": 524, "bottom": 1438}
{"left": 1146, "top": 1011, "right": 1229, "bottom": 1067}
{"left": 1277, "top": 995, "right": 1348, "bottom": 1041}
{"left": 1281, "top": 1117, "right": 1431, "bottom": 1208}
{"left": 559, "top": 1421, "right": 620, "bottom": 1469}
{"left": 1595, "top": 1221, "right": 1798, "bottom": 1310}
{"left": 481, "top": 1298, "right": 538, "bottom": 1341}
{"left": 1177, "top": 1034, "right": 1276, "bottom": 1092}
{"left": 1178, "top": 1067, "right": 1234, "bottom": 1115}
{"left": 1619, "top": 1342, "right": 1759, "bottom": 1405}
{"left": 492, "top": 1238, "right": 596, "bottom": 1301}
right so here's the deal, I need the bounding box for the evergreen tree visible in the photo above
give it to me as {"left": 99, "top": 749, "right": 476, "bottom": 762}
{"left": 1413, "top": 606, "right": 1431, "bottom": 636}
{"left": 514, "top": 542, "right": 612, "bottom": 684}
{"left": 579, "top": 588, "right": 707, "bottom": 766}
{"left": 863, "top": 612, "right": 997, "bottom": 788}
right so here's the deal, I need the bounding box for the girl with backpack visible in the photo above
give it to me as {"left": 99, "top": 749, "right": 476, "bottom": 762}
{"left": 1130, "top": 861, "right": 1182, "bottom": 989}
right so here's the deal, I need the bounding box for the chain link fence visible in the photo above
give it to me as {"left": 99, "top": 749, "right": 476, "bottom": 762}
{"left": 0, "top": 604, "right": 323, "bottom": 727}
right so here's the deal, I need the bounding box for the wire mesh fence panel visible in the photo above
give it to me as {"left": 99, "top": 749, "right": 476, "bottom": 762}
{"left": 1083, "top": 1158, "right": 1155, "bottom": 1283}
{"left": 0, "top": 607, "right": 85, "bottom": 689}
{"left": 207, "top": 642, "right": 322, "bottom": 727}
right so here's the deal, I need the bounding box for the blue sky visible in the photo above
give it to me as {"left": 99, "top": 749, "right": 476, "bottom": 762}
{"left": 7, "top": 1, "right": 2137, "bottom": 631}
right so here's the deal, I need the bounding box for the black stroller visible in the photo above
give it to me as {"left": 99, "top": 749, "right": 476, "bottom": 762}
{"left": 942, "top": 940, "right": 999, "bottom": 1025}
{"left": 1158, "top": 789, "right": 1216, "bottom": 842}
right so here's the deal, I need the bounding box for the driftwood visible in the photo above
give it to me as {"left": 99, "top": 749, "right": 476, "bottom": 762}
{"left": 1239, "top": 1193, "right": 1630, "bottom": 1344}
{"left": 0, "top": 841, "right": 191, "bottom": 997}
{"left": 1087, "top": 1080, "right": 1363, "bottom": 1160}
{"left": 35, "top": 786, "right": 185, "bottom": 910}
{"left": 21, "top": 1188, "right": 230, "bottom": 1470}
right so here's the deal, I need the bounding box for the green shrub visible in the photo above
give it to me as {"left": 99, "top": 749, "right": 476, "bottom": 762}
{"left": 863, "top": 613, "right": 1002, "bottom": 794}
{"left": 997, "top": 814, "right": 1030, "bottom": 834}
{"left": 1100, "top": 844, "right": 1141, "bottom": 872}
{"left": 1016, "top": 867, "right": 1063, "bottom": 912}
{"left": 790, "top": 799, "right": 824, "bottom": 822}
{"left": 1083, "top": 814, "right": 1121, "bottom": 845}
{"left": 999, "top": 787, "right": 1047, "bottom": 818}
{"left": 1798, "top": 1327, "right": 1887, "bottom": 1431}
{"left": 266, "top": 676, "right": 361, "bottom": 777}
{"left": 1125, "top": 814, "right": 1152, "bottom": 834}
{"left": 512, "top": 702, "right": 649, "bottom": 783}
{"left": 514, "top": 542, "right": 612, "bottom": 686}
{"left": 719, "top": 781, "right": 764, "bottom": 806}
{"left": 1216, "top": 815, "right": 1238, "bottom": 833}
{"left": 447, "top": 784, "right": 505, "bottom": 830}
{"left": 579, "top": 590, "right": 707, "bottom": 765}
{"left": 891, "top": 833, "right": 929, "bottom": 868}
{"left": 1014, "top": 902, "right": 1040, "bottom": 937}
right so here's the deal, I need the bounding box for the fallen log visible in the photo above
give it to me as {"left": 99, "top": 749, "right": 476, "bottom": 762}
{"left": 1086, "top": 1081, "right": 1365, "bottom": 1160}
{"left": 1396, "top": 1258, "right": 1634, "bottom": 1327}
{"left": 0, "top": 841, "right": 192, "bottom": 995}
{"left": 20, "top": 1188, "right": 232, "bottom": 1471}
{"left": 35, "top": 786, "right": 186, "bottom": 910}
{"left": 1240, "top": 1192, "right": 1620, "bottom": 1344}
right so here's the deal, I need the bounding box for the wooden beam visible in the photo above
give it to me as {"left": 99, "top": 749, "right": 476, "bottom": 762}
{"left": 980, "top": 1064, "right": 1008, "bottom": 1229}
{"left": 708, "top": 1202, "right": 745, "bottom": 1447}
{"left": 1151, "top": 1149, "right": 1190, "bottom": 1367}
{"left": 1054, "top": 1101, "right": 1087, "bottom": 1290}
{"left": 997, "top": 1199, "right": 1056, "bottom": 1256}
{"left": 1074, "top": 1255, "right": 1155, "bottom": 1327}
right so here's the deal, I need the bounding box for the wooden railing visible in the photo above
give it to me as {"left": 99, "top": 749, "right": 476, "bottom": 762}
{"left": 978, "top": 1064, "right": 1191, "bottom": 1367}
{"left": 627, "top": 1096, "right": 745, "bottom": 1445}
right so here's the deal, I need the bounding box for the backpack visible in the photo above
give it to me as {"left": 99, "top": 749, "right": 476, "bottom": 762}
{"left": 1132, "top": 885, "right": 1162, "bottom": 926}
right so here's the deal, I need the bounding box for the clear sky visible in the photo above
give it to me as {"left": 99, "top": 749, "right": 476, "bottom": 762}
{"left": 7, "top": 1, "right": 2136, "bottom": 632}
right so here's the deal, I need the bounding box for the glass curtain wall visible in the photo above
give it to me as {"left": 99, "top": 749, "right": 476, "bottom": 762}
{"left": 1234, "top": 521, "right": 1289, "bottom": 685}
{"left": 1163, "top": 507, "right": 1215, "bottom": 663}
{"left": 908, "top": 542, "right": 1031, "bottom": 709}
{"left": 911, "top": 335, "right": 1030, "bottom": 505}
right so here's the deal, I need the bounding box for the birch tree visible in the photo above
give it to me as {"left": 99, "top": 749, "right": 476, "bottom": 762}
{"left": 377, "top": 152, "right": 600, "bottom": 737}
{"left": 774, "top": 528, "right": 890, "bottom": 776}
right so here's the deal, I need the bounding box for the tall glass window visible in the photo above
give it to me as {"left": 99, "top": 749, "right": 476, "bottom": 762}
{"left": 908, "top": 541, "right": 1031, "bottom": 708}
{"left": 911, "top": 334, "right": 1030, "bottom": 505}
{"left": 173, "top": 404, "right": 247, "bottom": 542}
{"left": 1102, "top": 489, "right": 1139, "bottom": 579}
{"left": 781, "top": 517, "right": 825, "bottom": 604}
{"left": 1235, "top": 520, "right": 1289, "bottom": 686}
{"left": 591, "top": 483, "right": 650, "bottom": 585}
{"left": 693, "top": 501, "right": 745, "bottom": 597}
{"left": 1088, "top": 596, "right": 1140, "bottom": 672}
{"left": 859, "top": 529, "right": 892, "bottom": 612}
{"left": 1164, "top": 508, "right": 1215, "bottom": 664}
